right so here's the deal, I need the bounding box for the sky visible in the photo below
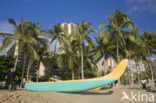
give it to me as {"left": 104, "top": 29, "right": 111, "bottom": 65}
{"left": 0, "top": 0, "right": 156, "bottom": 54}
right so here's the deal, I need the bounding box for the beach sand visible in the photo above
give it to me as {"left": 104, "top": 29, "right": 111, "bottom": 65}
{"left": 0, "top": 89, "right": 155, "bottom": 103}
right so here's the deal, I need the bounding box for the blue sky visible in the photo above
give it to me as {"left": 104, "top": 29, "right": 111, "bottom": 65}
{"left": 0, "top": 0, "right": 156, "bottom": 53}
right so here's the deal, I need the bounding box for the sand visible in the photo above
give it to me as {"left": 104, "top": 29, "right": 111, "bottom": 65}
{"left": 0, "top": 89, "right": 155, "bottom": 103}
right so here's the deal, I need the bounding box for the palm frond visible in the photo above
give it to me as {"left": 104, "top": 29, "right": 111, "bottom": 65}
{"left": 8, "top": 18, "right": 17, "bottom": 29}
{"left": 0, "top": 34, "right": 16, "bottom": 53}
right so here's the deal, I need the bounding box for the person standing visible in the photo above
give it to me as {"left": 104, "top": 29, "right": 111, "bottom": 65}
{"left": 141, "top": 78, "right": 147, "bottom": 89}
{"left": 6, "top": 68, "right": 16, "bottom": 91}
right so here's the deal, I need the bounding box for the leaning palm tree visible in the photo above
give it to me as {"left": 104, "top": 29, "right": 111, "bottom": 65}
{"left": 76, "top": 20, "right": 97, "bottom": 79}
{"left": 48, "top": 23, "right": 64, "bottom": 54}
{"left": 0, "top": 18, "right": 36, "bottom": 71}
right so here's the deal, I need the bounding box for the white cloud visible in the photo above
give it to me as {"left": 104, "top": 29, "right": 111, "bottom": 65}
{"left": 125, "top": 0, "right": 156, "bottom": 14}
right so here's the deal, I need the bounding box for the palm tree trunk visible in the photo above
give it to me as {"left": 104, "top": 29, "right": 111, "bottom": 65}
{"left": 131, "top": 70, "right": 134, "bottom": 87}
{"left": 151, "top": 62, "right": 156, "bottom": 77}
{"left": 136, "top": 61, "right": 141, "bottom": 84}
{"left": 110, "top": 57, "right": 113, "bottom": 69}
{"left": 20, "top": 53, "right": 26, "bottom": 88}
{"left": 36, "top": 61, "right": 40, "bottom": 82}
{"left": 26, "top": 59, "right": 32, "bottom": 81}
{"left": 103, "top": 54, "right": 106, "bottom": 75}
{"left": 14, "top": 54, "right": 19, "bottom": 71}
{"left": 72, "top": 69, "right": 75, "bottom": 80}
{"left": 14, "top": 41, "right": 19, "bottom": 71}
{"left": 110, "top": 58, "right": 115, "bottom": 86}
{"left": 54, "top": 40, "right": 57, "bottom": 55}
{"left": 81, "top": 43, "right": 84, "bottom": 79}
{"left": 147, "top": 49, "right": 154, "bottom": 86}
{"left": 148, "top": 60, "right": 154, "bottom": 86}
{"left": 78, "top": 68, "right": 81, "bottom": 79}
{"left": 36, "top": 70, "right": 39, "bottom": 82}
{"left": 116, "top": 37, "right": 120, "bottom": 63}
{"left": 116, "top": 37, "right": 120, "bottom": 85}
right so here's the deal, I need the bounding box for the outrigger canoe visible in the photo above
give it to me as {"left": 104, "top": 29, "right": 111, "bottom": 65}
{"left": 24, "top": 59, "right": 128, "bottom": 92}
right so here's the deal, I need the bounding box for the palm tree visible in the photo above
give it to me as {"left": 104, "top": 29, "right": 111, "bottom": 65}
{"left": 0, "top": 18, "right": 36, "bottom": 71}
{"left": 36, "top": 46, "right": 49, "bottom": 82}
{"left": 93, "top": 31, "right": 116, "bottom": 76}
{"left": 76, "top": 20, "right": 97, "bottom": 79}
{"left": 19, "top": 41, "right": 38, "bottom": 87}
{"left": 16, "top": 22, "right": 48, "bottom": 86}
{"left": 131, "top": 33, "right": 148, "bottom": 85}
{"left": 57, "top": 33, "right": 79, "bottom": 80}
{"left": 82, "top": 45, "right": 98, "bottom": 78}
{"left": 141, "top": 31, "right": 156, "bottom": 86}
{"left": 48, "top": 23, "right": 64, "bottom": 54}
{"left": 99, "top": 10, "right": 135, "bottom": 64}
{"left": 18, "top": 22, "right": 47, "bottom": 86}
{"left": 120, "top": 29, "right": 141, "bottom": 85}
{"left": 27, "top": 23, "right": 48, "bottom": 82}
{"left": 99, "top": 10, "right": 135, "bottom": 84}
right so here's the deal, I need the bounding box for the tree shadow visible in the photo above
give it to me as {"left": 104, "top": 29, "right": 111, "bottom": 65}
{"left": 65, "top": 90, "right": 113, "bottom": 95}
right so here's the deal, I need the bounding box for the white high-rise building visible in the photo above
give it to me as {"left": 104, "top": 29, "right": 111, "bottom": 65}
{"left": 59, "top": 22, "right": 78, "bottom": 54}
{"left": 61, "top": 22, "right": 78, "bottom": 35}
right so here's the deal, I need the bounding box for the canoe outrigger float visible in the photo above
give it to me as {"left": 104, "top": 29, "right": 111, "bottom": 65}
{"left": 24, "top": 59, "right": 128, "bottom": 92}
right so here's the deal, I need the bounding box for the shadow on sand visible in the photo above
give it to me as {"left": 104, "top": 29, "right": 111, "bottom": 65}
{"left": 66, "top": 90, "right": 113, "bottom": 95}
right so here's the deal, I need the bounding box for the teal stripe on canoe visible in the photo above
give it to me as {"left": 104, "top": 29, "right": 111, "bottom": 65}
{"left": 24, "top": 80, "right": 116, "bottom": 92}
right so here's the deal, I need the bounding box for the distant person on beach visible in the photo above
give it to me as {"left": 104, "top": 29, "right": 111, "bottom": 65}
{"left": 141, "top": 78, "right": 146, "bottom": 89}
{"left": 6, "top": 68, "right": 17, "bottom": 91}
